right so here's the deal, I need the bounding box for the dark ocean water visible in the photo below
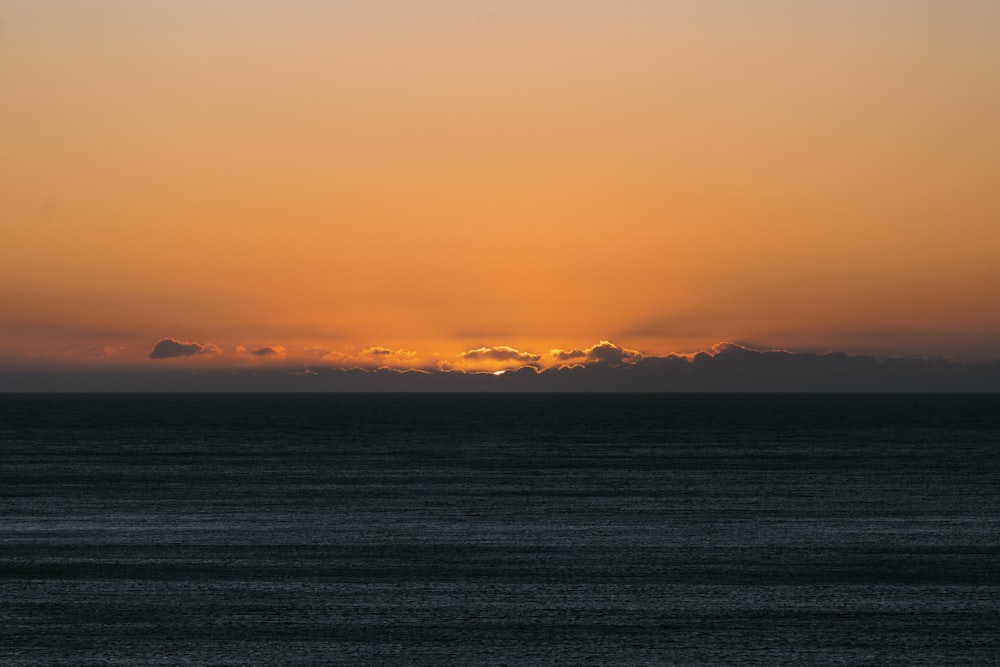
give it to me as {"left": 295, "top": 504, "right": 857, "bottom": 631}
{"left": 1, "top": 393, "right": 998, "bottom": 665}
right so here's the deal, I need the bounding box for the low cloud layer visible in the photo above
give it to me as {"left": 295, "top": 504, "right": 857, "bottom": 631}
{"left": 149, "top": 338, "right": 220, "bottom": 359}
{"left": 7, "top": 340, "right": 1000, "bottom": 391}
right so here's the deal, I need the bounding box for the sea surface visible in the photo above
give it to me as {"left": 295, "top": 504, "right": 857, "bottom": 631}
{"left": 1, "top": 393, "right": 998, "bottom": 665}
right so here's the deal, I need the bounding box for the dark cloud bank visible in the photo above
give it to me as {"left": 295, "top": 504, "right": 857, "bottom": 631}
{"left": 6, "top": 343, "right": 1000, "bottom": 391}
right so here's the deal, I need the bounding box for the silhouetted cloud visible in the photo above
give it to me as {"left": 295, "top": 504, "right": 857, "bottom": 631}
{"left": 149, "top": 338, "right": 220, "bottom": 359}
{"left": 551, "top": 340, "right": 641, "bottom": 366}
{"left": 550, "top": 348, "right": 587, "bottom": 361}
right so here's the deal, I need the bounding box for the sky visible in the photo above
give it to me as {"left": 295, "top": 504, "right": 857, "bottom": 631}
{"left": 2, "top": 1, "right": 999, "bottom": 388}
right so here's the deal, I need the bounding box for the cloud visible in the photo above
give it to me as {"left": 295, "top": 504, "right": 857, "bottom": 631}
{"left": 551, "top": 340, "right": 642, "bottom": 366}
{"left": 458, "top": 346, "right": 541, "bottom": 363}
{"left": 550, "top": 348, "right": 588, "bottom": 361}
{"left": 360, "top": 346, "right": 418, "bottom": 360}
{"left": 321, "top": 346, "right": 422, "bottom": 369}
{"left": 361, "top": 347, "right": 421, "bottom": 367}
{"left": 437, "top": 345, "right": 542, "bottom": 372}
{"left": 149, "top": 338, "right": 220, "bottom": 359}
{"left": 236, "top": 345, "right": 287, "bottom": 360}
{"left": 704, "top": 341, "right": 767, "bottom": 356}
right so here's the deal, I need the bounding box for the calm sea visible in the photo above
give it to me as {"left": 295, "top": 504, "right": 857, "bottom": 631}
{"left": 1, "top": 393, "right": 998, "bottom": 665}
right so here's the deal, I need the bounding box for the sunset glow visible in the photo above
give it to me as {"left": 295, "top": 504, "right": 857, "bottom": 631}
{"left": 3, "top": 1, "right": 1000, "bottom": 386}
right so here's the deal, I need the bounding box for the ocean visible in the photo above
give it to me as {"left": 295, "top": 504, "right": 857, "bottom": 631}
{"left": 1, "top": 393, "right": 998, "bottom": 665}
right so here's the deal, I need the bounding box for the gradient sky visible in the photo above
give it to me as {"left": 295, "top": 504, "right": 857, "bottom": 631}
{"left": 3, "top": 1, "right": 999, "bottom": 374}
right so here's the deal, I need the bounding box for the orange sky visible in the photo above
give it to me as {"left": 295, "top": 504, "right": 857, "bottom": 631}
{"left": 3, "top": 1, "right": 999, "bottom": 372}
